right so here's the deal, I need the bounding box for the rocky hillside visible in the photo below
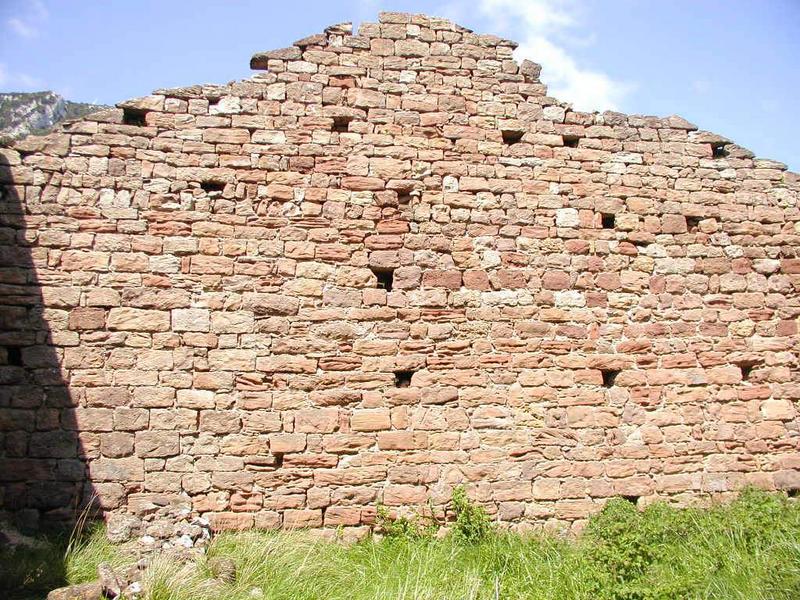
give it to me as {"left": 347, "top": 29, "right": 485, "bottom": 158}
{"left": 0, "top": 91, "right": 108, "bottom": 144}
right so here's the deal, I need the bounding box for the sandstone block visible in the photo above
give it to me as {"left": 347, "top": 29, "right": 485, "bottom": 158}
{"left": 176, "top": 389, "right": 215, "bottom": 409}
{"left": 101, "top": 432, "right": 134, "bottom": 458}
{"left": 203, "top": 129, "right": 250, "bottom": 144}
{"left": 200, "top": 410, "right": 242, "bottom": 434}
{"left": 211, "top": 311, "right": 254, "bottom": 333}
{"left": 133, "top": 387, "right": 175, "bottom": 408}
{"left": 383, "top": 484, "right": 427, "bottom": 505}
{"left": 378, "top": 431, "right": 418, "bottom": 450}
{"left": 68, "top": 307, "right": 106, "bottom": 330}
{"left": 708, "top": 366, "right": 742, "bottom": 385}
{"left": 283, "top": 509, "right": 323, "bottom": 529}
{"left": 242, "top": 293, "right": 299, "bottom": 316}
{"left": 172, "top": 308, "right": 210, "bottom": 332}
{"left": 324, "top": 507, "right": 362, "bottom": 526}
{"left": 135, "top": 431, "right": 180, "bottom": 457}
{"left": 395, "top": 39, "right": 429, "bottom": 56}
{"left": 269, "top": 433, "right": 306, "bottom": 454}
{"left": 71, "top": 408, "right": 114, "bottom": 431}
{"left": 348, "top": 88, "right": 384, "bottom": 108}
{"left": 47, "top": 582, "right": 103, "bottom": 600}
{"left": 89, "top": 457, "right": 144, "bottom": 482}
{"left": 351, "top": 409, "right": 392, "bottom": 432}
{"left": 555, "top": 208, "right": 579, "bottom": 227}
{"left": 208, "top": 349, "right": 256, "bottom": 371}
{"left": 760, "top": 399, "right": 796, "bottom": 421}
{"left": 295, "top": 409, "right": 339, "bottom": 433}
{"left": 107, "top": 308, "right": 170, "bottom": 332}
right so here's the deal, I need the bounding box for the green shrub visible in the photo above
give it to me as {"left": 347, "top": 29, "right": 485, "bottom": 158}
{"left": 584, "top": 498, "right": 695, "bottom": 600}
{"left": 450, "top": 486, "right": 493, "bottom": 544}
{"left": 583, "top": 488, "right": 800, "bottom": 600}
{"left": 375, "top": 486, "right": 493, "bottom": 544}
{"left": 375, "top": 504, "right": 436, "bottom": 541}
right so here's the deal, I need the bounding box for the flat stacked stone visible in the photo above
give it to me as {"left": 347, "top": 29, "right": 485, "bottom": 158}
{"left": 0, "top": 12, "right": 798, "bottom": 536}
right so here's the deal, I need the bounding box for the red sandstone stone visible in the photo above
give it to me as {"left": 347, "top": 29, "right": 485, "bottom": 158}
{"left": 283, "top": 509, "right": 323, "bottom": 529}
{"left": 107, "top": 308, "right": 170, "bottom": 332}
{"left": 351, "top": 409, "right": 392, "bottom": 432}
{"left": 324, "top": 506, "right": 362, "bottom": 526}
{"left": 269, "top": 433, "right": 306, "bottom": 453}
{"left": 295, "top": 409, "right": 339, "bottom": 434}
{"left": 1, "top": 12, "right": 798, "bottom": 535}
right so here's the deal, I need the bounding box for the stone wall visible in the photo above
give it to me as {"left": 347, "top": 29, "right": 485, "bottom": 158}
{"left": 1, "top": 12, "right": 798, "bottom": 534}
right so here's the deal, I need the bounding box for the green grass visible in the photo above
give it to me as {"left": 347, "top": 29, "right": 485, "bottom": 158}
{"left": 3, "top": 488, "right": 800, "bottom": 600}
{"left": 63, "top": 524, "right": 128, "bottom": 585}
{"left": 0, "top": 533, "right": 66, "bottom": 598}
{"left": 0, "top": 522, "right": 122, "bottom": 600}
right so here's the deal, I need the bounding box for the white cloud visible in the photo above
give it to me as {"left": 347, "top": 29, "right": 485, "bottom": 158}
{"left": 8, "top": 17, "right": 37, "bottom": 38}
{"left": 445, "top": 0, "right": 633, "bottom": 111}
{"left": 514, "top": 34, "right": 632, "bottom": 111}
{"left": 7, "top": 1, "right": 49, "bottom": 39}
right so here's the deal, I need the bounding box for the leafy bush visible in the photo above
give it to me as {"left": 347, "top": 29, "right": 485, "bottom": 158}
{"left": 375, "top": 486, "right": 492, "bottom": 544}
{"left": 375, "top": 504, "right": 436, "bottom": 540}
{"left": 450, "top": 485, "right": 493, "bottom": 544}
{"left": 583, "top": 488, "right": 800, "bottom": 600}
{"left": 584, "top": 498, "right": 695, "bottom": 599}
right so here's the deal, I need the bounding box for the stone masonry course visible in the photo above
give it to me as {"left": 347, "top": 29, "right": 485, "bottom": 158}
{"left": 0, "top": 12, "right": 798, "bottom": 535}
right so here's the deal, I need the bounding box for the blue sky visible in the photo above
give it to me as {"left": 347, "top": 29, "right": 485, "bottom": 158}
{"left": 0, "top": 0, "right": 798, "bottom": 171}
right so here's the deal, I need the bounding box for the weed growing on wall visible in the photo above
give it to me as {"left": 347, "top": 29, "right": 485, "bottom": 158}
{"left": 376, "top": 486, "right": 492, "bottom": 543}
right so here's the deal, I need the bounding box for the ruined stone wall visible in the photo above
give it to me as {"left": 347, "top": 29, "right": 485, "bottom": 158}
{"left": 1, "top": 12, "right": 799, "bottom": 533}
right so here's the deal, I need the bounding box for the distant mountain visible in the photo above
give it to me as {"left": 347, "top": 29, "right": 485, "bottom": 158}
{"left": 0, "top": 91, "right": 109, "bottom": 144}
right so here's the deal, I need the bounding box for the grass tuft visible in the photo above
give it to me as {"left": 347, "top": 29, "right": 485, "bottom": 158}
{"left": 64, "top": 522, "right": 125, "bottom": 585}
{"left": 0, "top": 521, "right": 123, "bottom": 600}
{"left": 3, "top": 488, "right": 800, "bottom": 599}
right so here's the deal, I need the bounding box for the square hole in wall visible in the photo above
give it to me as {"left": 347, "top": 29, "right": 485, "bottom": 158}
{"left": 200, "top": 180, "right": 226, "bottom": 194}
{"left": 739, "top": 362, "right": 759, "bottom": 381}
{"left": 602, "top": 369, "right": 619, "bottom": 387}
{"left": 394, "top": 370, "right": 414, "bottom": 387}
{"left": 372, "top": 267, "right": 394, "bottom": 292}
{"left": 332, "top": 116, "right": 353, "bottom": 133}
{"left": 122, "top": 107, "right": 148, "bottom": 126}
{"left": 788, "top": 488, "right": 800, "bottom": 499}
{"left": 711, "top": 142, "right": 729, "bottom": 158}
{"left": 563, "top": 135, "right": 580, "bottom": 148}
{"left": 622, "top": 495, "right": 640, "bottom": 505}
{"left": 686, "top": 216, "right": 702, "bottom": 233}
{"left": 4, "top": 346, "right": 22, "bottom": 367}
{"left": 272, "top": 453, "right": 284, "bottom": 468}
{"left": 601, "top": 213, "right": 615, "bottom": 229}
{"left": 501, "top": 130, "right": 524, "bottom": 145}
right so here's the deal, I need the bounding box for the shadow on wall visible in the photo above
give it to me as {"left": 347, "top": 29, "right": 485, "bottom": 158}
{"left": 0, "top": 151, "right": 95, "bottom": 533}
